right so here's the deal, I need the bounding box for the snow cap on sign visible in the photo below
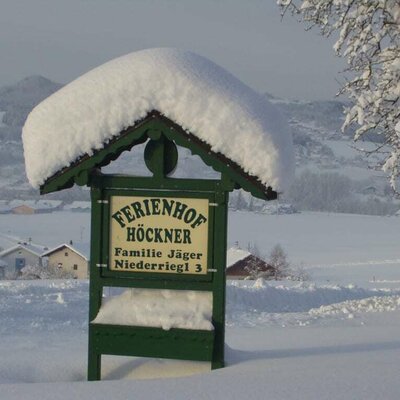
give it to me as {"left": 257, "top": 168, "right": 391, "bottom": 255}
{"left": 22, "top": 48, "right": 295, "bottom": 191}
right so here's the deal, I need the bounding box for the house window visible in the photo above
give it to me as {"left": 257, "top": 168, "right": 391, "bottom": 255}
{"left": 65, "top": 252, "right": 68, "bottom": 256}
{"left": 73, "top": 264, "right": 78, "bottom": 270}
{"left": 58, "top": 262, "right": 63, "bottom": 269}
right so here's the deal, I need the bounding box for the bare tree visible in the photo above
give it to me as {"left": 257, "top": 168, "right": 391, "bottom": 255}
{"left": 278, "top": 0, "right": 400, "bottom": 192}
{"left": 269, "top": 244, "right": 291, "bottom": 279}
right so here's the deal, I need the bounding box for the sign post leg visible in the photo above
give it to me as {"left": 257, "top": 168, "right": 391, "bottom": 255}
{"left": 211, "top": 190, "right": 228, "bottom": 369}
{"left": 88, "top": 186, "right": 104, "bottom": 380}
{"left": 88, "top": 335, "right": 101, "bottom": 381}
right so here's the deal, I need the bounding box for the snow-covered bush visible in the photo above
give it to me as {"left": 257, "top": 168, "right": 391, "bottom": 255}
{"left": 19, "top": 265, "right": 43, "bottom": 280}
{"left": 19, "top": 264, "right": 75, "bottom": 280}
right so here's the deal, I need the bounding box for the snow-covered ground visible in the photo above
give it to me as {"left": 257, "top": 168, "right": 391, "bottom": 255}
{"left": 1, "top": 210, "right": 399, "bottom": 268}
{"left": 1, "top": 210, "right": 400, "bottom": 399}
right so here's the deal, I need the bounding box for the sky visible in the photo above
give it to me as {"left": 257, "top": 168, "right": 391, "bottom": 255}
{"left": 0, "top": 0, "right": 345, "bottom": 100}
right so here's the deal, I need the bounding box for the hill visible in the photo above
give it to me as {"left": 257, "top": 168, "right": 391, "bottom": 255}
{"left": 0, "top": 77, "right": 397, "bottom": 214}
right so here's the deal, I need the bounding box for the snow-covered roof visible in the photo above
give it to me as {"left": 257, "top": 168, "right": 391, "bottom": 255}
{"left": 41, "top": 243, "right": 89, "bottom": 260}
{"left": 7, "top": 200, "right": 62, "bottom": 211}
{"left": 227, "top": 247, "right": 251, "bottom": 267}
{"left": 0, "top": 243, "right": 45, "bottom": 258}
{"left": 22, "top": 48, "right": 294, "bottom": 192}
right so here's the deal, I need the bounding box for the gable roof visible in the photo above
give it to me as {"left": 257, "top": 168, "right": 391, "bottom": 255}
{"left": 226, "top": 247, "right": 274, "bottom": 278}
{"left": 41, "top": 243, "right": 89, "bottom": 261}
{"left": 6, "top": 200, "right": 62, "bottom": 211}
{"left": 22, "top": 48, "right": 294, "bottom": 199}
{"left": 227, "top": 247, "right": 252, "bottom": 268}
{"left": 0, "top": 243, "right": 44, "bottom": 258}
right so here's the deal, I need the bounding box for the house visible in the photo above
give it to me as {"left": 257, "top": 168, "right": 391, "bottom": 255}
{"left": 8, "top": 200, "right": 36, "bottom": 214}
{"left": 8, "top": 200, "right": 63, "bottom": 214}
{"left": 11, "top": 204, "right": 36, "bottom": 215}
{"left": 0, "top": 242, "right": 45, "bottom": 278}
{"left": 41, "top": 243, "right": 89, "bottom": 279}
{"left": 226, "top": 247, "right": 275, "bottom": 280}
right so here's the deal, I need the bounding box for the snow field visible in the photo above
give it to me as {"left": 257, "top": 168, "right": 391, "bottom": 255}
{"left": 2, "top": 279, "right": 400, "bottom": 338}
{"left": 2, "top": 278, "right": 400, "bottom": 400}
{"left": 1, "top": 211, "right": 400, "bottom": 398}
{"left": 0, "top": 280, "right": 87, "bottom": 335}
{"left": 228, "top": 210, "right": 400, "bottom": 267}
{"left": 1, "top": 210, "right": 400, "bottom": 270}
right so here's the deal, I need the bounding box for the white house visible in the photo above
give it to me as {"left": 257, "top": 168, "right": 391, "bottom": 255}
{"left": 0, "top": 243, "right": 45, "bottom": 278}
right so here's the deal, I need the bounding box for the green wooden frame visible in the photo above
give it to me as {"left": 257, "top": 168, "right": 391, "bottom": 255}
{"left": 37, "top": 109, "right": 277, "bottom": 381}
{"left": 88, "top": 175, "right": 228, "bottom": 380}
{"left": 100, "top": 188, "right": 215, "bottom": 282}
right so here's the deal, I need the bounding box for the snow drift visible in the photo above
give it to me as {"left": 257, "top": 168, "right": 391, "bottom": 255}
{"left": 93, "top": 288, "right": 213, "bottom": 331}
{"left": 22, "top": 48, "right": 294, "bottom": 190}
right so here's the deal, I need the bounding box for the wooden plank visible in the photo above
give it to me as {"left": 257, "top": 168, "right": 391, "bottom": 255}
{"left": 97, "top": 277, "right": 214, "bottom": 291}
{"left": 91, "top": 173, "right": 225, "bottom": 192}
{"left": 90, "top": 324, "right": 214, "bottom": 362}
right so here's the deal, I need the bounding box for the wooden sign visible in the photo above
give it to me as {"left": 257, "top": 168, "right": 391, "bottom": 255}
{"left": 109, "top": 195, "right": 209, "bottom": 275}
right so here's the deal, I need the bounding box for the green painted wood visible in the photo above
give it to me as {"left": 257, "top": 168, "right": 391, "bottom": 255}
{"left": 90, "top": 172, "right": 228, "bottom": 192}
{"left": 211, "top": 187, "right": 228, "bottom": 369}
{"left": 144, "top": 137, "right": 178, "bottom": 178}
{"left": 88, "top": 186, "right": 103, "bottom": 321}
{"left": 89, "top": 324, "right": 214, "bottom": 361}
{"left": 87, "top": 180, "right": 224, "bottom": 380}
{"left": 97, "top": 277, "right": 214, "bottom": 291}
{"left": 88, "top": 186, "right": 104, "bottom": 381}
{"left": 40, "top": 111, "right": 277, "bottom": 200}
